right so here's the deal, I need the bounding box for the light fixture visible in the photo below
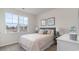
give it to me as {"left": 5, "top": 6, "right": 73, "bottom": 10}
{"left": 22, "top": 8, "right": 24, "bottom": 10}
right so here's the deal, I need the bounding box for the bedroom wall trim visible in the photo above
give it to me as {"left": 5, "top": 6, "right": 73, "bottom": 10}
{"left": 0, "top": 41, "right": 18, "bottom": 47}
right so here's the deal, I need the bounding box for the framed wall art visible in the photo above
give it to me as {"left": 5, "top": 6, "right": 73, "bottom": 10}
{"left": 41, "top": 19, "right": 46, "bottom": 26}
{"left": 41, "top": 17, "right": 55, "bottom": 27}
{"left": 47, "top": 17, "right": 55, "bottom": 26}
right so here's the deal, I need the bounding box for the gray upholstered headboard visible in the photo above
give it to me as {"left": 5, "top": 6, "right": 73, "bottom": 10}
{"left": 40, "top": 27, "right": 56, "bottom": 36}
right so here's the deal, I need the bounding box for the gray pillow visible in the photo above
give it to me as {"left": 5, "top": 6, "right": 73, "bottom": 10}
{"left": 43, "top": 30, "right": 48, "bottom": 34}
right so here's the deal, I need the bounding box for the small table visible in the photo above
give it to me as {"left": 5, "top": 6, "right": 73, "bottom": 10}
{"left": 57, "top": 34, "right": 79, "bottom": 51}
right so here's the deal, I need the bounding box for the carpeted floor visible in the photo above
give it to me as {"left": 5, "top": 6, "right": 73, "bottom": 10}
{"left": 0, "top": 43, "right": 57, "bottom": 51}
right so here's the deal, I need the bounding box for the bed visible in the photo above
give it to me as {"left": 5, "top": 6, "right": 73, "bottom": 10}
{"left": 19, "top": 28, "right": 56, "bottom": 51}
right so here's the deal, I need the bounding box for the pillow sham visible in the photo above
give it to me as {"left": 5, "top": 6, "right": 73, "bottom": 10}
{"left": 47, "top": 30, "right": 54, "bottom": 35}
{"left": 47, "top": 30, "right": 51, "bottom": 34}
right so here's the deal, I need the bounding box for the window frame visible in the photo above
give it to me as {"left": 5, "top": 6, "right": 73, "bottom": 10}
{"left": 5, "top": 12, "right": 28, "bottom": 33}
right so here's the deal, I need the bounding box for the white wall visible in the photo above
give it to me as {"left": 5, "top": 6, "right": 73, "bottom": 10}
{"left": 0, "top": 8, "right": 37, "bottom": 46}
{"left": 37, "top": 8, "right": 78, "bottom": 35}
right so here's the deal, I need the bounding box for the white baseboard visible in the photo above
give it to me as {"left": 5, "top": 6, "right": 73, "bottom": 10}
{"left": 0, "top": 41, "right": 18, "bottom": 47}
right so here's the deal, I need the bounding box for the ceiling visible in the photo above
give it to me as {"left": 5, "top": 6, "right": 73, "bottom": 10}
{"left": 15, "top": 8, "right": 53, "bottom": 15}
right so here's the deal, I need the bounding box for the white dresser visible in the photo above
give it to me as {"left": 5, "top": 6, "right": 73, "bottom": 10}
{"left": 57, "top": 34, "right": 79, "bottom": 51}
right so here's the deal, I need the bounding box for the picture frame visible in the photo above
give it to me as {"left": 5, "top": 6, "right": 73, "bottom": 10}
{"left": 41, "top": 19, "right": 46, "bottom": 26}
{"left": 41, "top": 17, "right": 55, "bottom": 27}
{"left": 47, "top": 17, "right": 55, "bottom": 26}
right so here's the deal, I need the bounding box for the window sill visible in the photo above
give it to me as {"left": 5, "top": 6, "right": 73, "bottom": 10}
{"left": 6, "top": 32, "right": 27, "bottom": 34}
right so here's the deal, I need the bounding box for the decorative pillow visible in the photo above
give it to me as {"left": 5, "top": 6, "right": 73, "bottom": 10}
{"left": 38, "top": 29, "right": 44, "bottom": 34}
{"left": 43, "top": 30, "right": 48, "bottom": 34}
{"left": 47, "top": 30, "right": 54, "bottom": 35}
{"left": 47, "top": 30, "right": 51, "bottom": 34}
{"left": 51, "top": 30, "right": 54, "bottom": 35}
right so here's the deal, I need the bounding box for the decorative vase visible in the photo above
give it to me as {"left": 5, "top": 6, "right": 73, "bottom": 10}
{"left": 69, "top": 26, "right": 77, "bottom": 41}
{"left": 70, "top": 32, "right": 77, "bottom": 41}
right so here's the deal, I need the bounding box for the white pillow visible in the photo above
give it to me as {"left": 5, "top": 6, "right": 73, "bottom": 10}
{"left": 47, "top": 30, "right": 54, "bottom": 35}
{"left": 47, "top": 30, "right": 51, "bottom": 34}
{"left": 51, "top": 30, "right": 54, "bottom": 35}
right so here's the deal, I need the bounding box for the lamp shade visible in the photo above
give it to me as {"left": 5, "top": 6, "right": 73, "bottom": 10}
{"left": 35, "top": 27, "right": 39, "bottom": 31}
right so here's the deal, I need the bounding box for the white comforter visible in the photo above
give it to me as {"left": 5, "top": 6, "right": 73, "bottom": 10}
{"left": 19, "top": 33, "right": 54, "bottom": 51}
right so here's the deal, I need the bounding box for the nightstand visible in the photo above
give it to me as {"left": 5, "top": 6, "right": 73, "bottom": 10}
{"left": 57, "top": 34, "right": 79, "bottom": 51}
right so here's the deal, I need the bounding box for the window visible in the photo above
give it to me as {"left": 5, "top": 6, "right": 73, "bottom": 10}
{"left": 5, "top": 13, "right": 18, "bottom": 32}
{"left": 5, "top": 12, "right": 28, "bottom": 32}
{"left": 19, "top": 16, "right": 28, "bottom": 32}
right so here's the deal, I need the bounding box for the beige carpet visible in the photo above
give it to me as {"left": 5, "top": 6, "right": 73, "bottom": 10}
{"left": 0, "top": 43, "right": 57, "bottom": 51}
